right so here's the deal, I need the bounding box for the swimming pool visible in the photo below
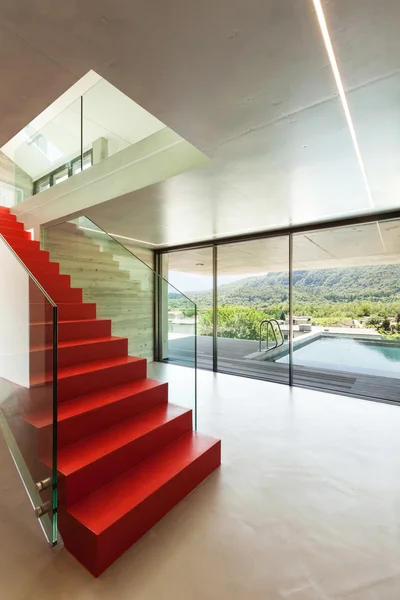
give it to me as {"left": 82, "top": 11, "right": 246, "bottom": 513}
{"left": 276, "top": 336, "right": 400, "bottom": 379}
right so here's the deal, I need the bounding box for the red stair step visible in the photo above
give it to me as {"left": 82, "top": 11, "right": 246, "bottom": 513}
{"left": 0, "top": 219, "right": 25, "bottom": 231}
{"left": 26, "top": 260, "right": 60, "bottom": 276}
{"left": 18, "top": 248, "right": 51, "bottom": 263}
{"left": 0, "top": 231, "right": 32, "bottom": 247}
{"left": 62, "top": 433, "right": 221, "bottom": 576}
{"left": 30, "top": 356, "right": 147, "bottom": 402}
{"left": 26, "top": 378, "right": 168, "bottom": 447}
{"left": 0, "top": 212, "right": 16, "bottom": 221}
{"left": 29, "top": 273, "right": 83, "bottom": 304}
{"left": 2, "top": 235, "right": 38, "bottom": 249}
{"left": 30, "top": 319, "right": 112, "bottom": 346}
{"left": 0, "top": 210, "right": 17, "bottom": 217}
{"left": 58, "top": 404, "right": 192, "bottom": 507}
{"left": 29, "top": 280, "right": 83, "bottom": 304}
{"left": 0, "top": 220, "right": 26, "bottom": 232}
{"left": 58, "top": 319, "right": 112, "bottom": 341}
{"left": 30, "top": 337, "right": 128, "bottom": 373}
{"left": 34, "top": 272, "right": 71, "bottom": 288}
{"left": 30, "top": 302, "right": 97, "bottom": 322}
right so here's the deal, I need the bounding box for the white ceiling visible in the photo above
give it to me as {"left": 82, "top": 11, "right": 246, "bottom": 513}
{"left": 166, "top": 218, "right": 400, "bottom": 275}
{"left": 1, "top": 0, "right": 400, "bottom": 244}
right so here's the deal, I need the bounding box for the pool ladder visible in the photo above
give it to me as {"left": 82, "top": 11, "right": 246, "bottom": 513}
{"left": 259, "top": 319, "right": 285, "bottom": 353}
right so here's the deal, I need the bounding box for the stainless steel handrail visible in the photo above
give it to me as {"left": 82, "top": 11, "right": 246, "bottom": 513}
{"left": 0, "top": 234, "right": 57, "bottom": 307}
{"left": 259, "top": 319, "right": 285, "bottom": 352}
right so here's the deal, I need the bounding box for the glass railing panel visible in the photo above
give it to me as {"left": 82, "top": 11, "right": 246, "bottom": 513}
{"left": 42, "top": 216, "right": 197, "bottom": 429}
{"left": 155, "top": 277, "right": 197, "bottom": 426}
{"left": 82, "top": 80, "right": 131, "bottom": 164}
{"left": 11, "top": 97, "right": 82, "bottom": 201}
{"left": 4, "top": 76, "right": 167, "bottom": 206}
{"left": 164, "top": 247, "right": 214, "bottom": 371}
{"left": 0, "top": 235, "right": 58, "bottom": 545}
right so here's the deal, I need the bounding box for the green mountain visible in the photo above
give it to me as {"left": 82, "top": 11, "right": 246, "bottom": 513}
{"left": 172, "top": 264, "right": 400, "bottom": 308}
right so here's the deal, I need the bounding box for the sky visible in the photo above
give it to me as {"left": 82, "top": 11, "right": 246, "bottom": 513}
{"left": 167, "top": 271, "right": 266, "bottom": 293}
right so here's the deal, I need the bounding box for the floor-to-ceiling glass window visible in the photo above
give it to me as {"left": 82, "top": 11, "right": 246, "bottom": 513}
{"left": 161, "top": 246, "right": 214, "bottom": 370}
{"left": 216, "top": 236, "right": 290, "bottom": 383}
{"left": 291, "top": 218, "right": 400, "bottom": 401}
{"left": 158, "top": 215, "right": 400, "bottom": 404}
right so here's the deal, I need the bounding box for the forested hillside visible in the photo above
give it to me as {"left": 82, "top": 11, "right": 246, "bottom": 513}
{"left": 169, "top": 264, "right": 400, "bottom": 330}
{"left": 175, "top": 264, "right": 400, "bottom": 308}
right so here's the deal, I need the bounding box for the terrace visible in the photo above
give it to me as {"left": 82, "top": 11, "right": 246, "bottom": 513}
{"left": 167, "top": 325, "right": 400, "bottom": 403}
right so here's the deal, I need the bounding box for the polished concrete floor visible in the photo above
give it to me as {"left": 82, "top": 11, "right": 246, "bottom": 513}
{"left": 1, "top": 366, "right": 400, "bottom": 599}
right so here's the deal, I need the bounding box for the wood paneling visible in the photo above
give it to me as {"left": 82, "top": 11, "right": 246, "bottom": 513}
{"left": 44, "top": 224, "right": 154, "bottom": 361}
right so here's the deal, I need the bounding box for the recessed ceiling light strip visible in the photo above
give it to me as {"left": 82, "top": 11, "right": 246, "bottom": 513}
{"left": 312, "top": 0, "right": 373, "bottom": 208}
{"left": 312, "top": 0, "right": 387, "bottom": 251}
{"left": 78, "top": 225, "right": 159, "bottom": 246}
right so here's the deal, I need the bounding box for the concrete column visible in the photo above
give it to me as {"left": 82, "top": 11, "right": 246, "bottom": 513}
{"left": 92, "top": 137, "right": 108, "bottom": 164}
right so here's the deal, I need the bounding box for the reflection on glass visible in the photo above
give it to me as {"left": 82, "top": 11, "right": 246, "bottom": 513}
{"left": 42, "top": 216, "right": 197, "bottom": 429}
{"left": 292, "top": 219, "right": 400, "bottom": 401}
{"left": 217, "top": 236, "right": 290, "bottom": 383}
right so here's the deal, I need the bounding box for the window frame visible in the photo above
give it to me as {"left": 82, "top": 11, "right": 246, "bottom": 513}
{"left": 33, "top": 149, "right": 93, "bottom": 194}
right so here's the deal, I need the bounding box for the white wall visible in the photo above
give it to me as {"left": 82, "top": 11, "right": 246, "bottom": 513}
{"left": 0, "top": 239, "right": 30, "bottom": 387}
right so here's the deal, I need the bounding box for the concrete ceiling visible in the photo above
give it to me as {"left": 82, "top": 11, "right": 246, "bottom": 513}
{"left": 167, "top": 218, "right": 400, "bottom": 275}
{"left": 1, "top": 0, "right": 400, "bottom": 245}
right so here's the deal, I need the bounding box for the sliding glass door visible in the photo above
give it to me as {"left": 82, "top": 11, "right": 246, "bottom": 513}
{"left": 161, "top": 246, "right": 214, "bottom": 370}
{"left": 292, "top": 218, "right": 400, "bottom": 402}
{"left": 158, "top": 215, "right": 400, "bottom": 404}
{"left": 216, "top": 236, "right": 290, "bottom": 383}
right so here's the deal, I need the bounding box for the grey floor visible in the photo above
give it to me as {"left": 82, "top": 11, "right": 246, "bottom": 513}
{"left": 2, "top": 365, "right": 400, "bottom": 599}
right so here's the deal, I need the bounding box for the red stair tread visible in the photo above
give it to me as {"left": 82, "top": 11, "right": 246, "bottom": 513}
{"left": 68, "top": 432, "right": 219, "bottom": 534}
{"left": 32, "top": 319, "right": 103, "bottom": 327}
{"left": 31, "top": 336, "right": 126, "bottom": 351}
{"left": 30, "top": 355, "right": 144, "bottom": 386}
{"left": 30, "top": 302, "right": 97, "bottom": 322}
{"left": 58, "top": 403, "right": 189, "bottom": 475}
{"left": 25, "top": 378, "right": 165, "bottom": 427}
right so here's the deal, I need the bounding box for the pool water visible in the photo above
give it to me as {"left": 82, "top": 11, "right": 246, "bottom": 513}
{"left": 277, "top": 336, "right": 400, "bottom": 379}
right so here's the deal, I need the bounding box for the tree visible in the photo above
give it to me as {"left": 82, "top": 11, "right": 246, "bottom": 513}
{"left": 199, "top": 306, "right": 277, "bottom": 341}
{"left": 366, "top": 316, "right": 381, "bottom": 328}
{"left": 358, "top": 303, "right": 371, "bottom": 317}
{"left": 280, "top": 311, "right": 286, "bottom": 321}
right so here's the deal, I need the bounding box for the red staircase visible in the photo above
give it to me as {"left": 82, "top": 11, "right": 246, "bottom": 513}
{"left": 0, "top": 206, "right": 221, "bottom": 577}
